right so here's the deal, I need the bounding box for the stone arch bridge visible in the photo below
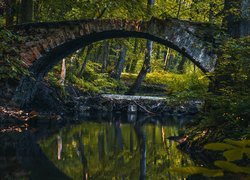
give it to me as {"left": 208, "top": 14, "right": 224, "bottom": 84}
{"left": 6, "top": 17, "right": 219, "bottom": 107}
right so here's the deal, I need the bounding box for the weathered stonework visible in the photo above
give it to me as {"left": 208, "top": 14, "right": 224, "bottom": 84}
{"left": 5, "top": 17, "right": 220, "bottom": 108}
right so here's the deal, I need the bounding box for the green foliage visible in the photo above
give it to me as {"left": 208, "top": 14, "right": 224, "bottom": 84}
{"left": 37, "top": 0, "right": 147, "bottom": 21}
{"left": 169, "top": 139, "right": 250, "bottom": 178}
{"left": 200, "top": 37, "right": 250, "bottom": 129}
{"left": 214, "top": 161, "right": 250, "bottom": 174}
{"left": 183, "top": 38, "right": 250, "bottom": 170}
{"left": 167, "top": 167, "right": 224, "bottom": 177}
{"left": 204, "top": 143, "right": 236, "bottom": 151}
{"left": 0, "top": 29, "right": 28, "bottom": 81}
{"left": 224, "top": 139, "right": 250, "bottom": 148}
{"left": 204, "top": 139, "right": 250, "bottom": 161}
{"left": 71, "top": 63, "right": 127, "bottom": 94}
{"left": 122, "top": 70, "right": 209, "bottom": 97}
{"left": 48, "top": 60, "right": 128, "bottom": 94}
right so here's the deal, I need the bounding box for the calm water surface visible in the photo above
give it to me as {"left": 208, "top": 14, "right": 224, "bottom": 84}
{"left": 1, "top": 114, "right": 198, "bottom": 179}
{"left": 38, "top": 116, "right": 195, "bottom": 179}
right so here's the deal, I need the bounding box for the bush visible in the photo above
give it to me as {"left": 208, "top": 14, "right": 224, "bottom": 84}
{"left": 0, "top": 29, "right": 28, "bottom": 81}
{"left": 196, "top": 37, "right": 250, "bottom": 130}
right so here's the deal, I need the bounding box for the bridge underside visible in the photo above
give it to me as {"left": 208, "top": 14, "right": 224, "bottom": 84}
{"left": 6, "top": 17, "right": 218, "bottom": 108}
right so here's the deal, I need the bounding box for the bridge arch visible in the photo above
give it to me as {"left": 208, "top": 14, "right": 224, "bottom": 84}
{"left": 9, "top": 17, "right": 217, "bottom": 107}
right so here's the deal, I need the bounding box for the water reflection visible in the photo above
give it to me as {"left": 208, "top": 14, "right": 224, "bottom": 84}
{"left": 134, "top": 123, "right": 146, "bottom": 179}
{"left": 39, "top": 116, "right": 194, "bottom": 179}
{"left": 57, "top": 135, "right": 62, "bottom": 160}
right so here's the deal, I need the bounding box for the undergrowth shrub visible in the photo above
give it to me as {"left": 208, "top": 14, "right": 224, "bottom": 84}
{"left": 0, "top": 29, "right": 28, "bottom": 81}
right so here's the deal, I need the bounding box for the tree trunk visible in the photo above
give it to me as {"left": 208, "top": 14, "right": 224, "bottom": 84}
{"left": 101, "top": 40, "right": 109, "bottom": 73}
{"left": 5, "top": 0, "right": 15, "bottom": 26}
{"left": 130, "top": 39, "right": 139, "bottom": 73}
{"left": 239, "top": 0, "right": 250, "bottom": 37}
{"left": 156, "top": 45, "right": 161, "bottom": 60}
{"left": 176, "top": 0, "right": 183, "bottom": 18}
{"left": 114, "top": 120, "right": 124, "bottom": 153}
{"left": 111, "top": 46, "right": 127, "bottom": 80}
{"left": 95, "top": 44, "right": 103, "bottom": 63}
{"left": 34, "top": 0, "right": 42, "bottom": 22}
{"left": 177, "top": 56, "right": 187, "bottom": 73}
{"left": 98, "top": 132, "right": 105, "bottom": 161}
{"left": 18, "top": 0, "right": 33, "bottom": 24}
{"left": 168, "top": 54, "right": 176, "bottom": 70}
{"left": 108, "top": 42, "right": 116, "bottom": 62}
{"left": 75, "top": 133, "right": 89, "bottom": 180}
{"left": 139, "top": 41, "right": 144, "bottom": 53}
{"left": 127, "top": 0, "right": 154, "bottom": 95}
{"left": 57, "top": 135, "right": 62, "bottom": 160}
{"left": 127, "top": 40, "right": 152, "bottom": 95}
{"left": 134, "top": 123, "right": 146, "bottom": 180}
{"left": 224, "top": 0, "right": 250, "bottom": 37}
{"left": 125, "top": 58, "right": 131, "bottom": 72}
{"left": 147, "top": 0, "right": 154, "bottom": 16}
{"left": 209, "top": 2, "right": 216, "bottom": 24}
{"left": 78, "top": 45, "right": 93, "bottom": 77}
{"left": 163, "top": 48, "right": 170, "bottom": 71}
{"left": 59, "top": 58, "right": 66, "bottom": 86}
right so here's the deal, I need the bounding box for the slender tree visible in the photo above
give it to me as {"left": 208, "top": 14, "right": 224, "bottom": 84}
{"left": 5, "top": 0, "right": 15, "bottom": 26}
{"left": 129, "top": 39, "right": 139, "bottom": 73}
{"left": 101, "top": 40, "right": 109, "bottom": 73}
{"left": 111, "top": 46, "right": 127, "bottom": 80}
{"left": 78, "top": 45, "right": 93, "bottom": 77}
{"left": 224, "top": 0, "right": 250, "bottom": 37}
{"left": 176, "top": 0, "right": 183, "bottom": 18}
{"left": 127, "top": 0, "right": 154, "bottom": 95}
{"left": 163, "top": 48, "right": 170, "bottom": 71}
{"left": 177, "top": 56, "right": 187, "bottom": 73}
{"left": 18, "top": 0, "right": 33, "bottom": 24}
{"left": 59, "top": 58, "right": 66, "bottom": 86}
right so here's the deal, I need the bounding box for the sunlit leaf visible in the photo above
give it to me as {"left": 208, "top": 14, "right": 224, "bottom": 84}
{"left": 204, "top": 143, "right": 235, "bottom": 151}
{"left": 167, "top": 167, "right": 224, "bottom": 177}
{"left": 223, "top": 149, "right": 243, "bottom": 161}
{"left": 224, "top": 139, "right": 250, "bottom": 148}
{"left": 215, "top": 161, "right": 241, "bottom": 173}
{"left": 215, "top": 161, "right": 250, "bottom": 174}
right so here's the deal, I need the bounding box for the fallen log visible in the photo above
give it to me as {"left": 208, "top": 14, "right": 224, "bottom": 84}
{"left": 75, "top": 94, "right": 204, "bottom": 116}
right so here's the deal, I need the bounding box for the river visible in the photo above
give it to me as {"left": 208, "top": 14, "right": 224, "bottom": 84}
{"left": 0, "top": 113, "right": 206, "bottom": 179}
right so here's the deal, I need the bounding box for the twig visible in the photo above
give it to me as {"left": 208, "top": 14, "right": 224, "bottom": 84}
{"left": 132, "top": 100, "right": 156, "bottom": 115}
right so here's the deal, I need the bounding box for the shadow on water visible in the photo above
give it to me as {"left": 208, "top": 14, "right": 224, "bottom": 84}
{"left": 16, "top": 131, "right": 70, "bottom": 180}
{"left": 1, "top": 112, "right": 197, "bottom": 179}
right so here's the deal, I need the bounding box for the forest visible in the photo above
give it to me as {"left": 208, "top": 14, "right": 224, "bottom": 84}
{"left": 0, "top": 0, "right": 249, "bottom": 179}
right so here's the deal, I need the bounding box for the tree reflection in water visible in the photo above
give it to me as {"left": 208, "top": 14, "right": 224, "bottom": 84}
{"left": 57, "top": 135, "right": 62, "bottom": 160}
{"left": 39, "top": 115, "right": 194, "bottom": 179}
{"left": 134, "top": 122, "right": 146, "bottom": 180}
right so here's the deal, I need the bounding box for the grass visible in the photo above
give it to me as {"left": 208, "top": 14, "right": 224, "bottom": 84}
{"left": 121, "top": 71, "right": 209, "bottom": 98}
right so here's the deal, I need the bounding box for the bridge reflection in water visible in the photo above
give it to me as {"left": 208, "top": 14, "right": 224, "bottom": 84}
{"left": 39, "top": 116, "right": 194, "bottom": 179}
